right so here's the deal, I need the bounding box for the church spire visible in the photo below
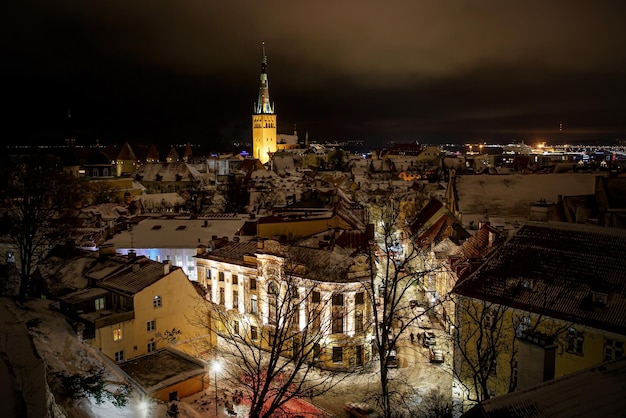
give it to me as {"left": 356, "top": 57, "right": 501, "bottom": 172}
{"left": 255, "top": 42, "right": 273, "bottom": 114}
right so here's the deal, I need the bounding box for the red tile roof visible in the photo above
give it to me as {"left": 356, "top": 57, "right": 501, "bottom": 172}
{"left": 453, "top": 222, "right": 626, "bottom": 335}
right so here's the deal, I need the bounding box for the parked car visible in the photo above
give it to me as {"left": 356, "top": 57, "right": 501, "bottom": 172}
{"left": 429, "top": 347, "right": 445, "bottom": 363}
{"left": 422, "top": 330, "right": 436, "bottom": 347}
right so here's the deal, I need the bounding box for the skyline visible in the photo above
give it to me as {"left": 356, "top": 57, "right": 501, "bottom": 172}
{"left": 2, "top": 1, "right": 626, "bottom": 148}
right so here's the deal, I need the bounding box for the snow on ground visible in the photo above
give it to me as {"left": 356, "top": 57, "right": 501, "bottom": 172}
{"left": 6, "top": 296, "right": 454, "bottom": 417}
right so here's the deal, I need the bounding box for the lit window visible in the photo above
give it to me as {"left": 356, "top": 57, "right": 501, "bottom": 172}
{"left": 355, "top": 310, "right": 363, "bottom": 332}
{"left": 114, "top": 350, "right": 125, "bottom": 362}
{"left": 153, "top": 295, "right": 162, "bottom": 308}
{"left": 113, "top": 325, "right": 123, "bottom": 341}
{"left": 516, "top": 316, "right": 531, "bottom": 337}
{"left": 604, "top": 338, "right": 624, "bottom": 361}
{"left": 250, "top": 294, "right": 258, "bottom": 315}
{"left": 147, "top": 342, "right": 156, "bottom": 353}
{"left": 94, "top": 298, "right": 105, "bottom": 311}
{"left": 484, "top": 310, "right": 495, "bottom": 329}
{"left": 268, "top": 282, "right": 279, "bottom": 325}
{"left": 147, "top": 320, "right": 156, "bottom": 332}
{"left": 567, "top": 328, "right": 584, "bottom": 355}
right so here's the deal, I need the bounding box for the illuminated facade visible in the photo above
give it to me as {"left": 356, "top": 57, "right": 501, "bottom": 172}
{"left": 252, "top": 42, "right": 277, "bottom": 164}
{"left": 195, "top": 239, "right": 375, "bottom": 371}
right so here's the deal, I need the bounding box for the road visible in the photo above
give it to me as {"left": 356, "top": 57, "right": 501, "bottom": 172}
{"left": 310, "top": 320, "right": 454, "bottom": 417}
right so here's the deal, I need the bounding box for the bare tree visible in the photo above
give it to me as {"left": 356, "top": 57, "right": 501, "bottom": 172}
{"left": 85, "top": 180, "right": 120, "bottom": 205}
{"left": 362, "top": 197, "right": 444, "bottom": 418}
{"left": 449, "top": 263, "right": 577, "bottom": 404}
{"left": 193, "top": 241, "right": 359, "bottom": 418}
{"left": 0, "top": 153, "right": 81, "bottom": 301}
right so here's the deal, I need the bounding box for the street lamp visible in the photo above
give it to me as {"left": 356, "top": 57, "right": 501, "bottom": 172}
{"left": 212, "top": 360, "right": 222, "bottom": 416}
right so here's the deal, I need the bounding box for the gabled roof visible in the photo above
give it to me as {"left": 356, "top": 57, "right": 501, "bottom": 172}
{"left": 416, "top": 213, "right": 470, "bottom": 247}
{"left": 132, "top": 162, "right": 204, "bottom": 182}
{"left": 408, "top": 197, "right": 446, "bottom": 234}
{"left": 463, "top": 357, "right": 626, "bottom": 418}
{"left": 116, "top": 141, "right": 137, "bottom": 161}
{"left": 195, "top": 240, "right": 259, "bottom": 267}
{"left": 98, "top": 257, "right": 174, "bottom": 295}
{"left": 452, "top": 223, "right": 506, "bottom": 261}
{"left": 166, "top": 146, "right": 180, "bottom": 162}
{"left": 238, "top": 158, "right": 266, "bottom": 177}
{"left": 145, "top": 144, "right": 160, "bottom": 162}
{"left": 450, "top": 223, "right": 506, "bottom": 280}
{"left": 453, "top": 222, "right": 626, "bottom": 335}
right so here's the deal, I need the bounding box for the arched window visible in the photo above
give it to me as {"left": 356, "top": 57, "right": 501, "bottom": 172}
{"left": 268, "top": 281, "right": 279, "bottom": 325}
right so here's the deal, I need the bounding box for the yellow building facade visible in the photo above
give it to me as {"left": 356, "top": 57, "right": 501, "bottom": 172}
{"left": 452, "top": 223, "right": 626, "bottom": 403}
{"left": 94, "top": 263, "right": 214, "bottom": 362}
{"left": 455, "top": 296, "right": 626, "bottom": 402}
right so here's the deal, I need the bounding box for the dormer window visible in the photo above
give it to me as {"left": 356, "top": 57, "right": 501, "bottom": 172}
{"left": 592, "top": 291, "right": 608, "bottom": 306}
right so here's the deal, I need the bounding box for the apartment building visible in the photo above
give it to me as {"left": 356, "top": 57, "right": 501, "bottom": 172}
{"left": 452, "top": 222, "right": 626, "bottom": 401}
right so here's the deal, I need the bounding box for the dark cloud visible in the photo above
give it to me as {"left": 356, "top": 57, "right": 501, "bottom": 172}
{"left": 2, "top": 1, "right": 626, "bottom": 147}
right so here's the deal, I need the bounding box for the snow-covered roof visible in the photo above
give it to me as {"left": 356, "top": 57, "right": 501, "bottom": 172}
{"left": 104, "top": 215, "right": 253, "bottom": 249}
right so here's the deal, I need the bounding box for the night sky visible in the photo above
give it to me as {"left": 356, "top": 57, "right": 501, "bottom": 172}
{"left": 2, "top": 1, "right": 626, "bottom": 148}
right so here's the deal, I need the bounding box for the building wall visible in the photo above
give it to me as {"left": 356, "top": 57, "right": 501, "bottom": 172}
{"left": 252, "top": 114, "right": 277, "bottom": 164}
{"left": 195, "top": 245, "right": 375, "bottom": 371}
{"left": 256, "top": 215, "right": 352, "bottom": 240}
{"left": 150, "top": 373, "right": 209, "bottom": 402}
{"left": 456, "top": 296, "right": 626, "bottom": 400}
{"left": 116, "top": 248, "right": 199, "bottom": 281}
{"left": 94, "top": 268, "right": 212, "bottom": 362}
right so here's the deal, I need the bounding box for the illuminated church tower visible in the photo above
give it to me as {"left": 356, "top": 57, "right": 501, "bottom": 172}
{"left": 252, "top": 42, "right": 276, "bottom": 164}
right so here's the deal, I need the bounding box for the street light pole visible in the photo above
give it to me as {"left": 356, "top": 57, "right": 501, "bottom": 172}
{"left": 214, "top": 368, "right": 218, "bottom": 416}
{"left": 212, "top": 360, "right": 221, "bottom": 416}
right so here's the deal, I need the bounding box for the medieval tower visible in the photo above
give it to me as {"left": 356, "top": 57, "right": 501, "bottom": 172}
{"left": 252, "top": 42, "right": 277, "bottom": 164}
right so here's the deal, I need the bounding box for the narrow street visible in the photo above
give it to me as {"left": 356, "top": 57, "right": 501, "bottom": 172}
{"left": 309, "top": 317, "right": 454, "bottom": 417}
